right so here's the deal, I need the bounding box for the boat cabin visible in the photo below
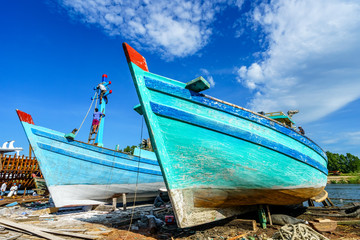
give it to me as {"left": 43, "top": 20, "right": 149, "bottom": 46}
{"left": 265, "top": 111, "right": 296, "bottom": 129}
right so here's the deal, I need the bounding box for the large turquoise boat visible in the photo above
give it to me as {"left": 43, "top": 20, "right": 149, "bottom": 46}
{"left": 123, "top": 43, "right": 328, "bottom": 228}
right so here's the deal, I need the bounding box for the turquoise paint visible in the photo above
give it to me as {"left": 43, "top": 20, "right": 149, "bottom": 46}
{"left": 150, "top": 102, "right": 327, "bottom": 174}
{"left": 144, "top": 76, "right": 326, "bottom": 161}
{"left": 126, "top": 62, "right": 328, "bottom": 193}
{"left": 185, "top": 76, "right": 210, "bottom": 92}
{"left": 94, "top": 79, "right": 112, "bottom": 147}
{"left": 20, "top": 121, "right": 164, "bottom": 187}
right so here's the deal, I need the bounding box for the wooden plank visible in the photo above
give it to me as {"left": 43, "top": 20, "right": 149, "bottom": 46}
{"left": 337, "top": 220, "right": 360, "bottom": 225}
{"left": 0, "top": 218, "right": 65, "bottom": 240}
{"left": 44, "top": 230, "right": 98, "bottom": 239}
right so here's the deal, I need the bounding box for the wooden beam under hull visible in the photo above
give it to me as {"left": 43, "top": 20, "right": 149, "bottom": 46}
{"left": 170, "top": 186, "right": 324, "bottom": 228}
{"left": 192, "top": 186, "right": 325, "bottom": 208}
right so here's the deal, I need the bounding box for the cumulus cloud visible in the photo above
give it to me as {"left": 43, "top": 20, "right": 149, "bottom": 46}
{"left": 58, "top": 0, "right": 229, "bottom": 58}
{"left": 237, "top": 0, "right": 360, "bottom": 123}
{"left": 200, "top": 68, "right": 215, "bottom": 87}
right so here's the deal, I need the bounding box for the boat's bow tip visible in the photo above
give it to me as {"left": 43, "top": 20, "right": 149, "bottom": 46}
{"left": 16, "top": 109, "right": 34, "bottom": 125}
{"left": 122, "top": 42, "right": 149, "bottom": 72}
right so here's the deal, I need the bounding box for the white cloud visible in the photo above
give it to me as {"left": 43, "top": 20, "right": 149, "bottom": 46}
{"left": 321, "top": 131, "right": 360, "bottom": 147}
{"left": 200, "top": 68, "right": 215, "bottom": 87}
{"left": 59, "top": 0, "right": 229, "bottom": 58}
{"left": 237, "top": 0, "right": 360, "bottom": 123}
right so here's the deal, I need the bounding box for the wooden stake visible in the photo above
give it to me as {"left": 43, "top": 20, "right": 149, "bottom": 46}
{"left": 266, "top": 205, "right": 272, "bottom": 225}
{"left": 112, "top": 198, "right": 117, "bottom": 211}
{"left": 29, "top": 145, "right": 32, "bottom": 158}
{"left": 122, "top": 193, "right": 127, "bottom": 210}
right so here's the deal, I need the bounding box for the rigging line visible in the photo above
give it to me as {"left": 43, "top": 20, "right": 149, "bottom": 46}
{"left": 125, "top": 117, "right": 144, "bottom": 239}
{"left": 94, "top": 91, "right": 98, "bottom": 110}
{"left": 76, "top": 92, "right": 98, "bottom": 136}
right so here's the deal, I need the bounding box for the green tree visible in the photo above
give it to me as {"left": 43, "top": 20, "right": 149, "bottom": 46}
{"left": 326, "top": 151, "right": 360, "bottom": 173}
{"left": 123, "top": 145, "right": 137, "bottom": 154}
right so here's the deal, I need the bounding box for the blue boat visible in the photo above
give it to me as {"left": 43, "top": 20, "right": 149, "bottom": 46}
{"left": 17, "top": 75, "right": 165, "bottom": 207}
{"left": 123, "top": 43, "right": 328, "bottom": 228}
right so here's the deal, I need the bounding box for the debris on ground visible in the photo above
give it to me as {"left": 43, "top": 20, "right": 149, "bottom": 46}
{"left": 0, "top": 196, "right": 359, "bottom": 240}
{"left": 270, "top": 223, "right": 329, "bottom": 240}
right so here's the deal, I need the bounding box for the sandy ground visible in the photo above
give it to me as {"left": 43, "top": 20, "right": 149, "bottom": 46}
{"left": 0, "top": 199, "right": 359, "bottom": 240}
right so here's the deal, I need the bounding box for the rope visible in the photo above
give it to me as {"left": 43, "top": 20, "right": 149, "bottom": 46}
{"left": 94, "top": 91, "right": 98, "bottom": 110}
{"left": 272, "top": 224, "right": 329, "bottom": 240}
{"left": 75, "top": 92, "right": 98, "bottom": 136}
{"left": 125, "top": 117, "right": 144, "bottom": 240}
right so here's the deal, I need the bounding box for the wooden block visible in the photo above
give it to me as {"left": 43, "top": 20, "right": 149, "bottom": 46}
{"left": 49, "top": 207, "right": 59, "bottom": 213}
{"left": 311, "top": 190, "right": 328, "bottom": 202}
{"left": 314, "top": 218, "right": 332, "bottom": 223}
{"left": 309, "top": 220, "right": 337, "bottom": 232}
{"left": 185, "top": 76, "right": 210, "bottom": 92}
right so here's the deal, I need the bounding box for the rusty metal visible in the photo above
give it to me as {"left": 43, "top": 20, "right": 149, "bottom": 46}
{"left": 0, "top": 154, "right": 42, "bottom": 189}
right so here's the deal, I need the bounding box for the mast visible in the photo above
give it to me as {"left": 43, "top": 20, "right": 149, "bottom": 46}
{"left": 94, "top": 74, "right": 112, "bottom": 147}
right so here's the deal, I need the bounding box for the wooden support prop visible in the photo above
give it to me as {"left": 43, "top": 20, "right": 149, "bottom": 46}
{"left": 326, "top": 197, "right": 335, "bottom": 207}
{"left": 266, "top": 205, "right": 272, "bottom": 225}
{"left": 322, "top": 200, "right": 329, "bottom": 207}
{"left": 29, "top": 145, "right": 32, "bottom": 158}
{"left": 23, "top": 188, "right": 27, "bottom": 196}
{"left": 112, "top": 198, "right": 117, "bottom": 211}
{"left": 123, "top": 193, "right": 127, "bottom": 210}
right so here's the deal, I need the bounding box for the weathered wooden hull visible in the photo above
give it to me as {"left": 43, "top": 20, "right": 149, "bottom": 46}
{"left": 123, "top": 43, "right": 328, "bottom": 228}
{"left": 17, "top": 110, "right": 165, "bottom": 207}
{"left": 0, "top": 154, "right": 41, "bottom": 189}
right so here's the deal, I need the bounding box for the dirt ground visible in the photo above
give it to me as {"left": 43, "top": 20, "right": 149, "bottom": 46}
{"left": 0, "top": 198, "right": 359, "bottom": 240}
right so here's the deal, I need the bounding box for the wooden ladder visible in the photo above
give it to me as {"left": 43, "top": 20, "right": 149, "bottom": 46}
{"left": 88, "top": 117, "right": 102, "bottom": 145}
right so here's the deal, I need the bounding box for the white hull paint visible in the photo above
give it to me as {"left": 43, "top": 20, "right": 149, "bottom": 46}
{"left": 49, "top": 182, "right": 165, "bottom": 207}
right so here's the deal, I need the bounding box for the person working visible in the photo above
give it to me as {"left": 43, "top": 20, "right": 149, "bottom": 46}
{"left": 7, "top": 183, "right": 18, "bottom": 198}
{"left": 0, "top": 182, "right": 7, "bottom": 198}
{"left": 97, "top": 82, "right": 108, "bottom": 104}
{"left": 92, "top": 108, "right": 105, "bottom": 134}
{"left": 154, "top": 192, "right": 165, "bottom": 208}
{"left": 298, "top": 126, "right": 305, "bottom": 135}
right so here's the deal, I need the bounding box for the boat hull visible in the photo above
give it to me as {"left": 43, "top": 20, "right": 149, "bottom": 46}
{"left": 18, "top": 116, "right": 165, "bottom": 208}
{"left": 124, "top": 43, "right": 328, "bottom": 228}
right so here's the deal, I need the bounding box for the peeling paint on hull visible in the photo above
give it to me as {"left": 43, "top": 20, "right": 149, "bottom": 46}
{"left": 123, "top": 43, "right": 328, "bottom": 228}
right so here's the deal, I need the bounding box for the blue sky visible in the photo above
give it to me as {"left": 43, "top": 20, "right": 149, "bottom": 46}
{"left": 1, "top": 0, "right": 359, "bottom": 157}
